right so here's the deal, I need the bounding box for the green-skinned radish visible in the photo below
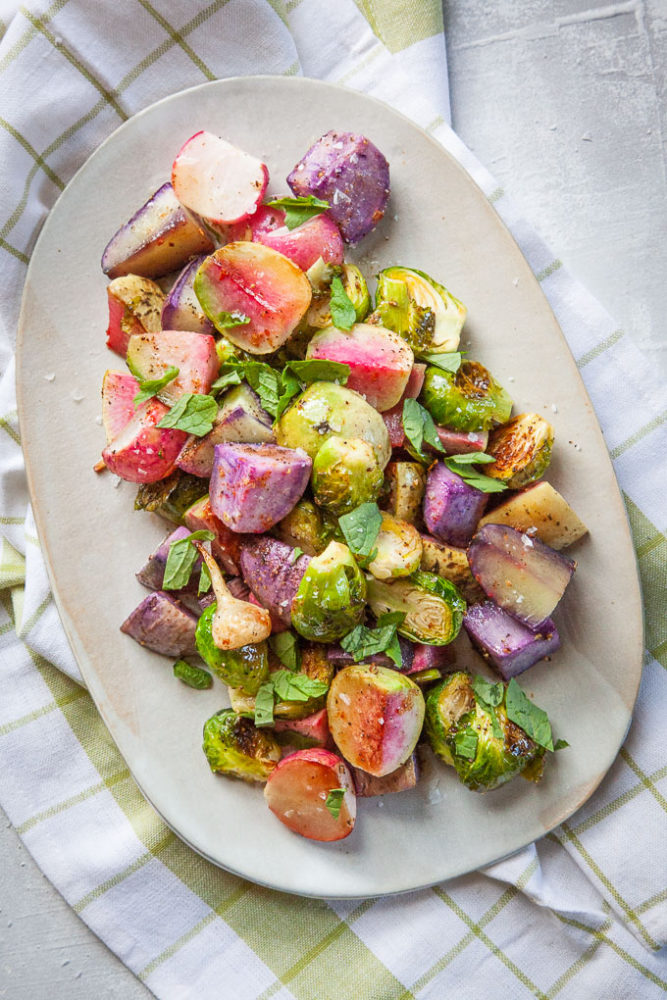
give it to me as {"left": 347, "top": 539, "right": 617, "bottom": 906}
{"left": 126, "top": 330, "right": 219, "bottom": 404}
{"left": 264, "top": 748, "right": 356, "bottom": 841}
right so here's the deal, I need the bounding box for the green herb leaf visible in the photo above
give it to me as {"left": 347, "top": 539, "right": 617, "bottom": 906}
{"left": 133, "top": 366, "right": 180, "bottom": 407}
{"left": 198, "top": 561, "right": 212, "bottom": 595}
{"left": 338, "top": 502, "right": 383, "bottom": 563}
{"left": 269, "top": 632, "right": 301, "bottom": 672}
{"left": 266, "top": 195, "right": 330, "bottom": 230}
{"left": 243, "top": 362, "right": 282, "bottom": 419}
{"left": 471, "top": 675, "right": 504, "bottom": 708}
{"left": 254, "top": 682, "right": 276, "bottom": 727}
{"left": 453, "top": 727, "right": 479, "bottom": 760}
{"left": 284, "top": 359, "right": 350, "bottom": 385}
{"left": 402, "top": 397, "right": 446, "bottom": 462}
{"left": 445, "top": 451, "right": 496, "bottom": 465}
{"left": 210, "top": 367, "right": 244, "bottom": 393}
{"left": 162, "top": 530, "right": 214, "bottom": 590}
{"left": 275, "top": 368, "right": 301, "bottom": 420}
{"left": 340, "top": 612, "right": 405, "bottom": 668}
{"left": 325, "top": 788, "right": 346, "bottom": 819}
{"left": 290, "top": 546, "right": 304, "bottom": 564}
{"left": 157, "top": 393, "right": 218, "bottom": 437}
{"left": 215, "top": 310, "right": 250, "bottom": 327}
{"left": 443, "top": 452, "right": 508, "bottom": 493}
{"left": 419, "top": 351, "right": 462, "bottom": 373}
{"left": 272, "top": 669, "right": 329, "bottom": 703}
{"left": 172, "top": 659, "right": 213, "bottom": 690}
{"left": 329, "top": 276, "right": 357, "bottom": 331}
{"left": 554, "top": 738, "right": 570, "bottom": 751}
{"left": 505, "top": 678, "right": 555, "bottom": 751}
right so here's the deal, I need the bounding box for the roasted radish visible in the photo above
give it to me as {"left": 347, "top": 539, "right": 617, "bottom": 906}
{"left": 264, "top": 748, "right": 356, "bottom": 841}
{"left": 126, "top": 330, "right": 219, "bottom": 405}
{"left": 105, "top": 275, "right": 164, "bottom": 357}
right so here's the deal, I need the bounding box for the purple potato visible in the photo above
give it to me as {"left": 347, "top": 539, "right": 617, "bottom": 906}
{"left": 135, "top": 525, "right": 206, "bottom": 615}
{"left": 177, "top": 385, "right": 275, "bottom": 478}
{"left": 101, "top": 183, "right": 213, "bottom": 279}
{"left": 239, "top": 536, "right": 310, "bottom": 628}
{"left": 227, "top": 576, "right": 251, "bottom": 603}
{"left": 287, "top": 131, "right": 390, "bottom": 244}
{"left": 467, "top": 523, "right": 576, "bottom": 628}
{"left": 120, "top": 591, "right": 198, "bottom": 657}
{"left": 464, "top": 601, "right": 560, "bottom": 679}
{"left": 210, "top": 443, "right": 311, "bottom": 533}
{"left": 424, "top": 462, "right": 489, "bottom": 547}
{"left": 352, "top": 754, "right": 420, "bottom": 797}
{"left": 161, "top": 255, "right": 215, "bottom": 334}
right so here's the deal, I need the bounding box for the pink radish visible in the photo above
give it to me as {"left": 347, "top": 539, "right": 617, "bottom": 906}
{"left": 182, "top": 495, "right": 242, "bottom": 575}
{"left": 105, "top": 275, "right": 164, "bottom": 357}
{"left": 264, "top": 748, "right": 356, "bottom": 842}
{"left": 101, "top": 371, "right": 140, "bottom": 442}
{"left": 229, "top": 205, "right": 344, "bottom": 271}
{"left": 126, "top": 330, "right": 219, "bottom": 404}
{"left": 102, "top": 398, "right": 187, "bottom": 483}
{"left": 382, "top": 362, "right": 426, "bottom": 446}
{"left": 273, "top": 709, "right": 330, "bottom": 749}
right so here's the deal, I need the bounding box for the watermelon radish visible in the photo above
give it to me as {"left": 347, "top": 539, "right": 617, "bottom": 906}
{"left": 273, "top": 708, "right": 330, "bottom": 749}
{"left": 264, "top": 748, "right": 356, "bottom": 841}
{"left": 105, "top": 275, "right": 164, "bottom": 357}
{"left": 102, "top": 398, "right": 187, "bottom": 483}
{"left": 126, "top": 330, "right": 219, "bottom": 405}
{"left": 228, "top": 204, "right": 344, "bottom": 271}
{"left": 101, "top": 371, "right": 140, "bottom": 443}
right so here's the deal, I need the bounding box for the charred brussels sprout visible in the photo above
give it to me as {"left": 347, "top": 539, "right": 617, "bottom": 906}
{"left": 312, "top": 437, "right": 384, "bottom": 515}
{"left": 367, "top": 512, "right": 423, "bottom": 580}
{"left": 274, "top": 499, "right": 340, "bottom": 556}
{"left": 292, "top": 541, "right": 367, "bottom": 641}
{"left": 230, "top": 644, "right": 334, "bottom": 720}
{"left": 306, "top": 263, "right": 371, "bottom": 329}
{"left": 371, "top": 266, "right": 466, "bottom": 353}
{"left": 135, "top": 471, "right": 206, "bottom": 523}
{"left": 424, "top": 672, "right": 545, "bottom": 791}
{"left": 421, "top": 361, "right": 513, "bottom": 432}
{"left": 485, "top": 413, "right": 554, "bottom": 488}
{"left": 367, "top": 570, "right": 465, "bottom": 645}
{"left": 202, "top": 708, "right": 280, "bottom": 782}
{"left": 195, "top": 604, "right": 269, "bottom": 695}
{"left": 382, "top": 461, "right": 427, "bottom": 525}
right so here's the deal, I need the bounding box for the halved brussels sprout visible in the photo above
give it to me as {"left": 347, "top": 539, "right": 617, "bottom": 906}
{"left": 424, "top": 672, "right": 545, "bottom": 791}
{"left": 367, "top": 512, "right": 423, "bottom": 580}
{"left": 305, "top": 263, "right": 371, "bottom": 329}
{"left": 312, "top": 437, "right": 384, "bottom": 515}
{"left": 135, "top": 471, "right": 207, "bottom": 523}
{"left": 291, "top": 541, "right": 367, "bottom": 641}
{"left": 420, "top": 535, "right": 486, "bottom": 604}
{"left": 273, "top": 499, "right": 341, "bottom": 556}
{"left": 485, "top": 413, "right": 554, "bottom": 488}
{"left": 195, "top": 604, "right": 269, "bottom": 695}
{"left": 229, "top": 643, "right": 334, "bottom": 720}
{"left": 366, "top": 570, "right": 465, "bottom": 645}
{"left": 371, "top": 266, "right": 466, "bottom": 353}
{"left": 421, "top": 361, "right": 513, "bottom": 433}
{"left": 382, "top": 461, "right": 427, "bottom": 525}
{"left": 202, "top": 708, "right": 281, "bottom": 782}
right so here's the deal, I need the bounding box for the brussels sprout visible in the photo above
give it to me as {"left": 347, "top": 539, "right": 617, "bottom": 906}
{"left": 229, "top": 643, "right": 334, "bottom": 720}
{"left": 371, "top": 266, "right": 466, "bottom": 353}
{"left": 195, "top": 604, "right": 269, "bottom": 695}
{"left": 292, "top": 540, "right": 367, "bottom": 641}
{"left": 421, "top": 361, "right": 513, "bottom": 433}
{"left": 135, "top": 471, "right": 207, "bottom": 523}
{"left": 367, "top": 512, "right": 423, "bottom": 580}
{"left": 202, "top": 708, "right": 280, "bottom": 782}
{"left": 312, "top": 437, "right": 384, "bottom": 515}
{"left": 424, "top": 672, "right": 545, "bottom": 791}
{"left": 382, "top": 461, "right": 427, "bottom": 525}
{"left": 275, "top": 381, "right": 391, "bottom": 469}
{"left": 366, "top": 570, "right": 465, "bottom": 645}
{"left": 485, "top": 413, "right": 554, "bottom": 488}
{"left": 305, "top": 263, "right": 371, "bottom": 329}
{"left": 273, "top": 499, "right": 341, "bottom": 556}
{"left": 215, "top": 336, "right": 250, "bottom": 366}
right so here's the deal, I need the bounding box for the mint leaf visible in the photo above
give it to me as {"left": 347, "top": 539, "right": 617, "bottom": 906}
{"left": 276, "top": 368, "right": 301, "bottom": 420}
{"left": 445, "top": 451, "right": 496, "bottom": 465}
{"left": 210, "top": 367, "right": 244, "bottom": 393}
{"left": 157, "top": 394, "right": 218, "bottom": 436}
{"left": 471, "top": 675, "right": 504, "bottom": 707}
{"left": 243, "top": 362, "right": 282, "bottom": 419}
{"left": 215, "top": 310, "right": 249, "bottom": 328}
{"left": 329, "top": 276, "right": 356, "bottom": 331}
{"left": 340, "top": 612, "right": 405, "bottom": 668}
{"left": 338, "top": 502, "right": 383, "bottom": 563}
{"left": 453, "top": 727, "right": 478, "bottom": 760}
{"left": 266, "top": 195, "right": 330, "bottom": 230}
{"left": 290, "top": 546, "right": 304, "bottom": 563}
{"left": 505, "top": 678, "right": 555, "bottom": 751}
{"left": 133, "top": 365, "right": 180, "bottom": 407}
{"left": 284, "top": 359, "right": 350, "bottom": 385}
{"left": 198, "top": 561, "right": 211, "bottom": 595}
{"left": 402, "top": 397, "right": 446, "bottom": 462}
{"left": 419, "top": 351, "right": 463, "bottom": 373}
{"left": 163, "top": 530, "right": 215, "bottom": 590}
{"left": 269, "top": 632, "right": 301, "bottom": 672}
{"left": 325, "top": 788, "right": 346, "bottom": 819}
{"left": 254, "top": 682, "right": 276, "bottom": 727}
{"left": 272, "top": 669, "right": 329, "bottom": 702}
{"left": 554, "top": 738, "right": 569, "bottom": 751}
{"left": 173, "top": 659, "right": 213, "bottom": 690}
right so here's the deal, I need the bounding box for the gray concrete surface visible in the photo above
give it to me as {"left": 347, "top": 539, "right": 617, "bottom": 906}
{"left": 1, "top": 3, "right": 665, "bottom": 998}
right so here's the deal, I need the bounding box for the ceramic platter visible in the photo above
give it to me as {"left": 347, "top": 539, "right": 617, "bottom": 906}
{"left": 16, "top": 76, "right": 643, "bottom": 898}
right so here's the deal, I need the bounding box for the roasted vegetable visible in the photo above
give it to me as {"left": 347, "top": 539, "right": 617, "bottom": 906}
{"left": 311, "top": 437, "right": 384, "bottom": 515}
{"left": 367, "top": 512, "right": 423, "bottom": 580}
{"left": 273, "top": 499, "right": 340, "bottom": 556}
{"left": 273, "top": 708, "right": 330, "bottom": 749}
{"left": 304, "top": 263, "right": 372, "bottom": 332}
{"left": 421, "top": 361, "right": 512, "bottom": 432}
{"left": 477, "top": 481, "right": 588, "bottom": 550}
{"left": 239, "top": 536, "right": 311, "bottom": 629}
{"left": 485, "top": 414, "right": 554, "bottom": 488}
{"left": 292, "top": 541, "right": 366, "bottom": 641}
{"left": 366, "top": 570, "right": 465, "bottom": 645}
{"left": 382, "top": 462, "right": 427, "bottom": 525}
{"left": 120, "top": 591, "right": 198, "bottom": 657}
{"left": 327, "top": 664, "right": 425, "bottom": 776}
{"left": 275, "top": 381, "right": 391, "bottom": 468}
{"left": 183, "top": 496, "right": 242, "bottom": 575}
{"left": 372, "top": 266, "right": 466, "bottom": 353}
{"left": 229, "top": 643, "right": 334, "bottom": 720}
{"left": 102, "top": 397, "right": 187, "bottom": 483}
{"left": 193, "top": 543, "right": 271, "bottom": 649}
{"left": 424, "top": 672, "right": 545, "bottom": 791}
{"left": 464, "top": 602, "right": 561, "bottom": 680}
{"left": 419, "top": 535, "right": 486, "bottom": 604}
{"left": 230, "top": 204, "right": 344, "bottom": 271}
{"left": 202, "top": 709, "right": 280, "bottom": 782}
{"left": 264, "top": 748, "right": 356, "bottom": 841}
{"left": 105, "top": 275, "right": 164, "bottom": 357}
{"left": 161, "top": 255, "right": 215, "bottom": 335}
{"left": 195, "top": 605, "right": 269, "bottom": 694}
{"left": 351, "top": 754, "right": 420, "bottom": 797}
{"left": 135, "top": 472, "right": 207, "bottom": 524}
{"left": 423, "top": 462, "right": 489, "bottom": 547}
{"left": 126, "top": 329, "right": 219, "bottom": 406}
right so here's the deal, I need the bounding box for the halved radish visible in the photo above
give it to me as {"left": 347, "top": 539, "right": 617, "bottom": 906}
{"left": 306, "top": 324, "right": 413, "bottom": 411}
{"left": 105, "top": 275, "right": 164, "bottom": 357}
{"left": 102, "top": 398, "right": 187, "bottom": 483}
{"left": 101, "top": 371, "right": 140, "bottom": 443}
{"left": 194, "top": 242, "right": 312, "bottom": 354}
{"left": 228, "top": 205, "right": 344, "bottom": 271}
{"left": 381, "top": 362, "right": 426, "bottom": 446}
{"left": 126, "top": 330, "right": 219, "bottom": 404}
{"left": 273, "top": 709, "right": 330, "bottom": 749}
{"left": 172, "top": 131, "right": 268, "bottom": 236}
{"left": 264, "top": 748, "right": 356, "bottom": 842}
{"left": 327, "top": 664, "right": 425, "bottom": 777}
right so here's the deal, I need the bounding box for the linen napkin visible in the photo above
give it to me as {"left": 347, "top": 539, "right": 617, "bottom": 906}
{"left": 0, "top": 2, "right": 665, "bottom": 998}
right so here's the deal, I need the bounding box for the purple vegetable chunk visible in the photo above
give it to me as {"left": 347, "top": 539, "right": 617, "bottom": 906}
{"left": 135, "top": 526, "right": 205, "bottom": 611}
{"left": 287, "top": 131, "right": 390, "bottom": 244}
{"left": 210, "top": 443, "right": 311, "bottom": 533}
{"left": 120, "top": 591, "right": 198, "bottom": 657}
{"left": 464, "top": 601, "right": 561, "bottom": 679}
{"left": 161, "top": 255, "right": 215, "bottom": 334}
{"left": 239, "top": 536, "right": 310, "bottom": 628}
{"left": 352, "top": 754, "right": 420, "bottom": 797}
{"left": 424, "top": 462, "right": 489, "bottom": 547}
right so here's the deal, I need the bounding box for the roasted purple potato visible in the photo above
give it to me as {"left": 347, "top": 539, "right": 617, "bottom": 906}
{"left": 424, "top": 462, "right": 489, "bottom": 547}
{"left": 239, "top": 536, "right": 310, "bottom": 628}
{"left": 177, "top": 385, "right": 275, "bottom": 479}
{"left": 120, "top": 591, "right": 198, "bottom": 657}
{"left": 210, "top": 443, "right": 311, "bottom": 533}
{"left": 464, "top": 601, "right": 561, "bottom": 680}
{"left": 161, "top": 255, "right": 215, "bottom": 335}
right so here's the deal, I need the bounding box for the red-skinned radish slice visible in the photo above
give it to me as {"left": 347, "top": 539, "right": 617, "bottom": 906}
{"left": 382, "top": 362, "right": 426, "bottom": 446}
{"left": 102, "top": 398, "right": 187, "bottom": 483}
{"left": 105, "top": 276, "right": 164, "bottom": 357}
{"left": 194, "top": 242, "right": 312, "bottom": 354}
{"left": 101, "top": 371, "right": 140, "bottom": 443}
{"left": 264, "top": 748, "right": 356, "bottom": 842}
{"left": 172, "top": 131, "right": 268, "bottom": 235}
{"left": 126, "top": 330, "right": 219, "bottom": 404}
{"left": 436, "top": 427, "right": 489, "bottom": 455}
{"left": 306, "top": 323, "right": 413, "bottom": 411}
{"left": 192, "top": 542, "right": 271, "bottom": 650}
{"left": 228, "top": 205, "right": 344, "bottom": 271}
